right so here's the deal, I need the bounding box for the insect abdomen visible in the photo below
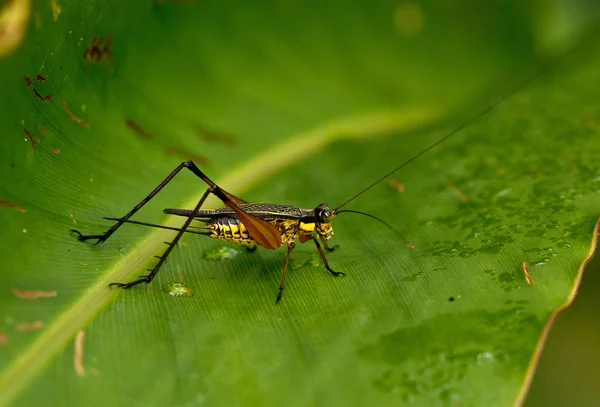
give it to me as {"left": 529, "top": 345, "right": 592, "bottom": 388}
{"left": 207, "top": 217, "right": 256, "bottom": 247}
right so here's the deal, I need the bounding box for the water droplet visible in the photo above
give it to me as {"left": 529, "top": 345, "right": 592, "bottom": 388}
{"left": 162, "top": 282, "right": 192, "bottom": 297}
{"left": 477, "top": 351, "right": 495, "bottom": 365}
{"left": 309, "top": 257, "right": 321, "bottom": 267}
{"left": 203, "top": 246, "right": 239, "bottom": 261}
{"left": 563, "top": 243, "right": 572, "bottom": 248}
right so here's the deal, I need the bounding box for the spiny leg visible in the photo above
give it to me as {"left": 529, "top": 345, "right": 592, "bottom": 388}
{"left": 276, "top": 242, "right": 296, "bottom": 304}
{"left": 312, "top": 236, "right": 345, "bottom": 277}
{"left": 109, "top": 187, "right": 213, "bottom": 289}
{"left": 70, "top": 160, "right": 214, "bottom": 245}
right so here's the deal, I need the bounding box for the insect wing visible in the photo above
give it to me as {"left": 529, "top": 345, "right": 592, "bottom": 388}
{"left": 224, "top": 201, "right": 283, "bottom": 249}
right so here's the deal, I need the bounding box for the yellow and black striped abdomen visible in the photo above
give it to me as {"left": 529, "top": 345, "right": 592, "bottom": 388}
{"left": 207, "top": 217, "right": 256, "bottom": 247}
{"left": 206, "top": 217, "right": 303, "bottom": 247}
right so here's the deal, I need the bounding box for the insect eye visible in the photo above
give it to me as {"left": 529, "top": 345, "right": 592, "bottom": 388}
{"left": 320, "top": 210, "right": 332, "bottom": 223}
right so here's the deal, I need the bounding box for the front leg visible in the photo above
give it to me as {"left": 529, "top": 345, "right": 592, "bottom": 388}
{"left": 311, "top": 236, "right": 345, "bottom": 277}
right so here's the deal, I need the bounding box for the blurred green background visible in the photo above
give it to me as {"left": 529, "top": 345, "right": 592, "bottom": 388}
{"left": 0, "top": 0, "right": 599, "bottom": 406}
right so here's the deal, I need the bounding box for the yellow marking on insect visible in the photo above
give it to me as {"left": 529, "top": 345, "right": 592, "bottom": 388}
{"left": 299, "top": 222, "right": 315, "bottom": 232}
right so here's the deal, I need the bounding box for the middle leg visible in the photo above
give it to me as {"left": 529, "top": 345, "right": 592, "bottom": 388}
{"left": 276, "top": 242, "right": 296, "bottom": 303}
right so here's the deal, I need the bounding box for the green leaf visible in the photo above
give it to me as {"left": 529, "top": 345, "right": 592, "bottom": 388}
{"left": 0, "top": 1, "right": 599, "bottom": 406}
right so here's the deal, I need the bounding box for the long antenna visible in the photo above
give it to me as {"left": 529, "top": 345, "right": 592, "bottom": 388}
{"left": 332, "top": 51, "right": 570, "bottom": 212}
{"left": 335, "top": 210, "right": 406, "bottom": 240}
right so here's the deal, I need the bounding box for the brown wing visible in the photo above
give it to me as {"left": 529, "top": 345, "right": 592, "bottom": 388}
{"left": 224, "top": 199, "right": 283, "bottom": 249}
{"left": 209, "top": 185, "right": 282, "bottom": 249}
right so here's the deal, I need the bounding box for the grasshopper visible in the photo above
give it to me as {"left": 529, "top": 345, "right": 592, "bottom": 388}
{"left": 71, "top": 161, "right": 386, "bottom": 302}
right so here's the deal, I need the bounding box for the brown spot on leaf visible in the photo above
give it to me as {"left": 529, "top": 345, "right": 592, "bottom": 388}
{"left": 23, "top": 128, "right": 36, "bottom": 152}
{"left": 62, "top": 96, "right": 89, "bottom": 127}
{"left": 83, "top": 36, "right": 113, "bottom": 65}
{"left": 16, "top": 320, "right": 44, "bottom": 332}
{"left": 164, "top": 146, "right": 209, "bottom": 165}
{"left": 12, "top": 288, "right": 57, "bottom": 299}
{"left": 196, "top": 125, "right": 237, "bottom": 147}
{"left": 406, "top": 243, "right": 415, "bottom": 249}
{"left": 388, "top": 179, "right": 405, "bottom": 193}
{"left": 126, "top": 119, "right": 155, "bottom": 140}
{"left": 37, "top": 124, "right": 45, "bottom": 134}
{"left": 0, "top": 331, "right": 7, "bottom": 345}
{"left": 33, "top": 88, "right": 52, "bottom": 102}
{"left": 50, "top": 146, "right": 60, "bottom": 155}
{"left": 36, "top": 74, "right": 46, "bottom": 83}
{"left": 0, "top": 199, "right": 26, "bottom": 213}
{"left": 522, "top": 262, "right": 534, "bottom": 286}
{"left": 24, "top": 75, "right": 34, "bottom": 86}
{"left": 74, "top": 330, "right": 86, "bottom": 376}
